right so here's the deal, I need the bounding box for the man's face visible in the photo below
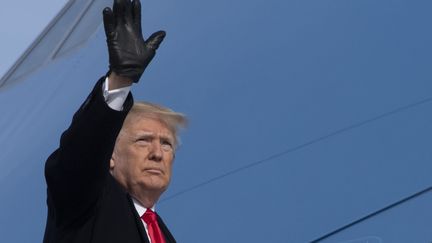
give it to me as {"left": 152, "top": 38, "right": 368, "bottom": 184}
{"left": 110, "top": 116, "right": 175, "bottom": 198}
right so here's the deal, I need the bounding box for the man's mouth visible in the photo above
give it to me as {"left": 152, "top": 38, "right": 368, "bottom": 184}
{"left": 144, "top": 168, "right": 163, "bottom": 174}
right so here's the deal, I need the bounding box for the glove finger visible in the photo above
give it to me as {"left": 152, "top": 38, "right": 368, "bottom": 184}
{"left": 113, "top": 0, "right": 126, "bottom": 23}
{"left": 146, "top": 31, "right": 166, "bottom": 50}
{"left": 124, "top": 0, "right": 133, "bottom": 23}
{"left": 132, "top": 0, "right": 142, "bottom": 30}
{"left": 103, "top": 7, "right": 115, "bottom": 36}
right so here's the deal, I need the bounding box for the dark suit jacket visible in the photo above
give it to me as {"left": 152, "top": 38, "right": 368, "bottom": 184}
{"left": 43, "top": 77, "right": 176, "bottom": 243}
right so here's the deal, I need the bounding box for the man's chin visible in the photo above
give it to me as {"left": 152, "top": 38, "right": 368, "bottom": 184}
{"left": 139, "top": 181, "right": 168, "bottom": 192}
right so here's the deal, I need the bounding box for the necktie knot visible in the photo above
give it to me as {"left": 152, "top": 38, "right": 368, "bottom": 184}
{"left": 142, "top": 209, "right": 157, "bottom": 225}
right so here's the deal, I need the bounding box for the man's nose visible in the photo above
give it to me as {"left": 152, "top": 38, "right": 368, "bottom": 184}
{"left": 148, "top": 142, "right": 163, "bottom": 162}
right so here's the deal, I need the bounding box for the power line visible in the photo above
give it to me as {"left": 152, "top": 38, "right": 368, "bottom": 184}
{"left": 161, "top": 96, "right": 432, "bottom": 203}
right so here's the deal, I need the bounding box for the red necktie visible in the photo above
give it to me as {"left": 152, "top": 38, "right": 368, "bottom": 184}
{"left": 141, "top": 209, "right": 166, "bottom": 243}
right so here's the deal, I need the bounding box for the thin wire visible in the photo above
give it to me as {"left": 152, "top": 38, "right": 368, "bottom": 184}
{"left": 309, "top": 186, "right": 432, "bottom": 242}
{"left": 160, "top": 96, "right": 432, "bottom": 203}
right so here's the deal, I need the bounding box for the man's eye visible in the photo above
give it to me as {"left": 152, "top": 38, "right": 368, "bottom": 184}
{"left": 161, "top": 140, "right": 173, "bottom": 150}
{"left": 161, "top": 140, "right": 172, "bottom": 147}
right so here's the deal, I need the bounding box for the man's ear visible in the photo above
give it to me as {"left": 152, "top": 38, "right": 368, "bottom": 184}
{"left": 110, "top": 156, "right": 115, "bottom": 170}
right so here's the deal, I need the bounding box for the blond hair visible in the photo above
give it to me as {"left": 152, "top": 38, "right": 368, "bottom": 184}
{"left": 122, "top": 101, "right": 187, "bottom": 148}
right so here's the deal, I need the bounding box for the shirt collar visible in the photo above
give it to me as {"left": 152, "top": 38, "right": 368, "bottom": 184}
{"left": 132, "top": 197, "right": 156, "bottom": 216}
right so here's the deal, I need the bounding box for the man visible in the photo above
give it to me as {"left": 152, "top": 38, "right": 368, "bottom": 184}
{"left": 43, "top": 0, "right": 185, "bottom": 242}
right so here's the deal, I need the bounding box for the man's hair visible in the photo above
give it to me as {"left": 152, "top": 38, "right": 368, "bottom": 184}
{"left": 122, "top": 101, "right": 187, "bottom": 148}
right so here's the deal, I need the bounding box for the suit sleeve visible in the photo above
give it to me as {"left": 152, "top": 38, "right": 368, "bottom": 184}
{"left": 44, "top": 76, "right": 133, "bottom": 227}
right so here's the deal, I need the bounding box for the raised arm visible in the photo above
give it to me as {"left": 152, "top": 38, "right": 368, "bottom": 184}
{"left": 44, "top": 0, "right": 165, "bottom": 227}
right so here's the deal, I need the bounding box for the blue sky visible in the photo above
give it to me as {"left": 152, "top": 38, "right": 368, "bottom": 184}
{"left": 0, "top": 0, "right": 67, "bottom": 77}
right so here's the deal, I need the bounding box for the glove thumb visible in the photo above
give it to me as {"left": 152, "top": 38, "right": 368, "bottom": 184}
{"left": 145, "top": 31, "right": 166, "bottom": 50}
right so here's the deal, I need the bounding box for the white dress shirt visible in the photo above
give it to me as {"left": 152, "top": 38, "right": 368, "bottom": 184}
{"left": 102, "top": 77, "right": 131, "bottom": 111}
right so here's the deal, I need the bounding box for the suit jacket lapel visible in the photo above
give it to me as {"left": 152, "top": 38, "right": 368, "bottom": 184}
{"left": 157, "top": 214, "right": 176, "bottom": 243}
{"left": 127, "top": 195, "right": 151, "bottom": 243}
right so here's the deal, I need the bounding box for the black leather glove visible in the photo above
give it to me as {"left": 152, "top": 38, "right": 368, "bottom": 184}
{"left": 103, "top": 0, "right": 166, "bottom": 82}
